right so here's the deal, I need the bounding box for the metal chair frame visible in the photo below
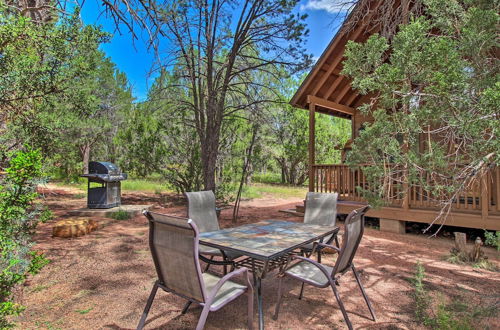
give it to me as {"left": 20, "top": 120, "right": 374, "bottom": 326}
{"left": 137, "top": 211, "right": 253, "bottom": 330}
{"left": 274, "top": 205, "right": 376, "bottom": 330}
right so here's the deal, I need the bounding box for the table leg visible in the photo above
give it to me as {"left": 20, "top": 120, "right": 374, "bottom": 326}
{"left": 256, "top": 277, "right": 264, "bottom": 330}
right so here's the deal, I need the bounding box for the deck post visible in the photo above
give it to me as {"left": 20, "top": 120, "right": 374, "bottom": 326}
{"left": 308, "top": 100, "right": 316, "bottom": 192}
{"left": 481, "top": 174, "right": 489, "bottom": 219}
{"left": 379, "top": 218, "right": 406, "bottom": 234}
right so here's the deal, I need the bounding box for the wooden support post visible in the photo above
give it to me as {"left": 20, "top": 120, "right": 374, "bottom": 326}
{"left": 308, "top": 101, "right": 316, "bottom": 192}
{"left": 481, "top": 174, "right": 489, "bottom": 220}
{"left": 379, "top": 218, "right": 406, "bottom": 234}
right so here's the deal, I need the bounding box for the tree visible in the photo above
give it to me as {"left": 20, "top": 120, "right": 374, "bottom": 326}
{"left": 99, "top": 0, "right": 312, "bottom": 191}
{"left": 267, "top": 76, "right": 350, "bottom": 185}
{"left": 0, "top": 7, "right": 109, "bottom": 169}
{"left": 342, "top": 0, "right": 499, "bottom": 231}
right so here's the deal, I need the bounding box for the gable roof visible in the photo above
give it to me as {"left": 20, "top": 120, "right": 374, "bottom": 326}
{"left": 291, "top": 0, "right": 412, "bottom": 116}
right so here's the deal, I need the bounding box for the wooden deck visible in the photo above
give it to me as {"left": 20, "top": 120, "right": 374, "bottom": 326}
{"left": 312, "top": 164, "right": 500, "bottom": 231}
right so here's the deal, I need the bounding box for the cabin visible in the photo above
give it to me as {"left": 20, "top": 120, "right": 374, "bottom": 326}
{"left": 291, "top": 0, "right": 500, "bottom": 233}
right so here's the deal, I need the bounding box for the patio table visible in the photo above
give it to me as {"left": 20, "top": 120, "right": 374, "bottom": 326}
{"left": 199, "top": 220, "right": 339, "bottom": 330}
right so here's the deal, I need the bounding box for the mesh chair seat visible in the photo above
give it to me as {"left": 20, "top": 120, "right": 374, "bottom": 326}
{"left": 202, "top": 272, "right": 247, "bottom": 310}
{"left": 285, "top": 262, "right": 333, "bottom": 287}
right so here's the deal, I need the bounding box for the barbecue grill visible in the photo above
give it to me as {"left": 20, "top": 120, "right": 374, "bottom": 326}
{"left": 81, "top": 161, "right": 127, "bottom": 209}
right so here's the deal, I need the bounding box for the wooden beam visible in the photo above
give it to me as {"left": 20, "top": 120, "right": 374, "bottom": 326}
{"left": 334, "top": 80, "right": 352, "bottom": 103}
{"left": 321, "top": 64, "right": 341, "bottom": 75}
{"left": 308, "top": 102, "right": 316, "bottom": 192}
{"left": 336, "top": 203, "right": 500, "bottom": 231}
{"left": 324, "top": 75, "right": 344, "bottom": 101}
{"left": 345, "top": 91, "right": 359, "bottom": 107}
{"left": 307, "top": 95, "right": 355, "bottom": 116}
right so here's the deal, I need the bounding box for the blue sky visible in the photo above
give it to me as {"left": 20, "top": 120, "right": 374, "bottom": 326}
{"left": 80, "top": 0, "right": 347, "bottom": 101}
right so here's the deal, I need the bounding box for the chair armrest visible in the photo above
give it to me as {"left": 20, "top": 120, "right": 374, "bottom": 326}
{"left": 283, "top": 255, "right": 334, "bottom": 283}
{"left": 206, "top": 267, "right": 253, "bottom": 303}
{"left": 314, "top": 242, "right": 340, "bottom": 253}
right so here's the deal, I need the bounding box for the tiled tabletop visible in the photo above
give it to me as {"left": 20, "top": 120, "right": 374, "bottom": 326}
{"left": 200, "top": 220, "right": 338, "bottom": 260}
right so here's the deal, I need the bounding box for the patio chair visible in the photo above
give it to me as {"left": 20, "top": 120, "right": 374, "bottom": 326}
{"left": 274, "top": 205, "right": 376, "bottom": 330}
{"left": 300, "top": 192, "right": 339, "bottom": 262}
{"left": 186, "top": 190, "right": 241, "bottom": 272}
{"left": 137, "top": 211, "right": 254, "bottom": 330}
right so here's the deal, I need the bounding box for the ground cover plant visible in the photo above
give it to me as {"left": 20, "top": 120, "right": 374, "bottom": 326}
{"left": 412, "top": 262, "right": 498, "bottom": 329}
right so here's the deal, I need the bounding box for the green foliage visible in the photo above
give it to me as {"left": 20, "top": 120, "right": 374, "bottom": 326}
{"left": 0, "top": 149, "right": 51, "bottom": 327}
{"left": 108, "top": 209, "right": 131, "bottom": 221}
{"left": 411, "top": 262, "right": 497, "bottom": 329}
{"left": 0, "top": 6, "right": 132, "bottom": 179}
{"left": 252, "top": 172, "right": 283, "bottom": 184}
{"left": 75, "top": 307, "right": 93, "bottom": 315}
{"left": 265, "top": 75, "right": 351, "bottom": 186}
{"left": 343, "top": 0, "right": 499, "bottom": 211}
{"left": 484, "top": 231, "right": 500, "bottom": 251}
{"left": 117, "top": 71, "right": 203, "bottom": 193}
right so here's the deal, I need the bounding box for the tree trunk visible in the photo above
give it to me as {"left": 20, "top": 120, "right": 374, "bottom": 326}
{"left": 233, "top": 124, "right": 259, "bottom": 223}
{"left": 81, "top": 143, "right": 91, "bottom": 174}
{"left": 200, "top": 125, "right": 220, "bottom": 192}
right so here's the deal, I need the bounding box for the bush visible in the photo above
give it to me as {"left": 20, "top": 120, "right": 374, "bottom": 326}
{"left": 484, "top": 230, "right": 500, "bottom": 251}
{"left": 0, "top": 148, "right": 51, "bottom": 327}
{"left": 108, "top": 209, "right": 131, "bottom": 220}
{"left": 252, "top": 172, "right": 282, "bottom": 184}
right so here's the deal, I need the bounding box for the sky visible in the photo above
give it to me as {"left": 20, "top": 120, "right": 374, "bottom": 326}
{"left": 80, "top": 0, "right": 348, "bottom": 102}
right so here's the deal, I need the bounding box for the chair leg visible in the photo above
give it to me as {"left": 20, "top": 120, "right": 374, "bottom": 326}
{"left": 317, "top": 249, "right": 322, "bottom": 263}
{"left": 247, "top": 283, "right": 254, "bottom": 329}
{"left": 136, "top": 281, "right": 159, "bottom": 330}
{"left": 195, "top": 304, "right": 211, "bottom": 330}
{"left": 298, "top": 282, "right": 305, "bottom": 300}
{"left": 352, "top": 265, "right": 376, "bottom": 321}
{"left": 204, "top": 256, "right": 214, "bottom": 272}
{"left": 330, "top": 281, "right": 353, "bottom": 330}
{"left": 181, "top": 301, "right": 193, "bottom": 314}
{"left": 334, "top": 235, "right": 340, "bottom": 248}
{"left": 273, "top": 277, "right": 284, "bottom": 320}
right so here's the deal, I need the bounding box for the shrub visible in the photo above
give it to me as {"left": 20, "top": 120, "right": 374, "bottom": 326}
{"left": 484, "top": 230, "right": 500, "bottom": 251}
{"left": 0, "top": 148, "right": 51, "bottom": 327}
{"left": 109, "top": 209, "right": 131, "bottom": 220}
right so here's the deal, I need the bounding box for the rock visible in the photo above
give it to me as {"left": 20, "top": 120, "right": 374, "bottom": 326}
{"left": 52, "top": 218, "right": 97, "bottom": 238}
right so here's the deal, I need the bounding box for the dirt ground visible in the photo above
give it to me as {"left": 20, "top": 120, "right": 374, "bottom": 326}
{"left": 14, "top": 185, "right": 500, "bottom": 329}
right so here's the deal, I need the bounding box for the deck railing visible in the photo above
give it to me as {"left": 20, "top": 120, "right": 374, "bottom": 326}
{"left": 311, "top": 164, "right": 499, "bottom": 215}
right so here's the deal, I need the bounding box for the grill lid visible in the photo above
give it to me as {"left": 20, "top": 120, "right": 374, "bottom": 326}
{"left": 88, "top": 161, "right": 121, "bottom": 175}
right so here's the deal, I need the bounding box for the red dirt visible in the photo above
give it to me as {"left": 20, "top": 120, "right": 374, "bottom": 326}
{"left": 15, "top": 186, "right": 500, "bottom": 329}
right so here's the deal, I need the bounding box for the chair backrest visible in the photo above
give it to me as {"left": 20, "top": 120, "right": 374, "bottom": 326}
{"left": 143, "top": 211, "right": 206, "bottom": 303}
{"left": 185, "top": 190, "right": 220, "bottom": 233}
{"left": 332, "top": 205, "right": 370, "bottom": 275}
{"left": 304, "top": 192, "right": 338, "bottom": 226}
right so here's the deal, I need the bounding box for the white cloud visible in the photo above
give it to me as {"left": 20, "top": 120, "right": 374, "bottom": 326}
{"left": 300, "top": 0, "right": 352, "bottom": 14}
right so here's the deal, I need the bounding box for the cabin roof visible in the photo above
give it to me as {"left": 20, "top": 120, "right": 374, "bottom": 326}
{"left": 291, "top": 0, "right": 404, "bottom": 117}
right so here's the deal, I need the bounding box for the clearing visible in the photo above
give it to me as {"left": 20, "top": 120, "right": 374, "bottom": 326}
{"left": 16, "top": 184, "right": 500, "bottom": 329}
